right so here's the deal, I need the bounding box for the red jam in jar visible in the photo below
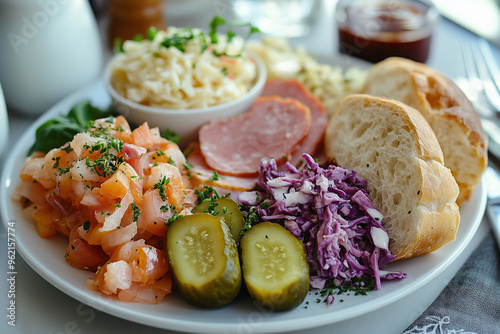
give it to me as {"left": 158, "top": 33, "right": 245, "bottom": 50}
{"left": 335, "top": 0, "right": 438, "bottom": 63}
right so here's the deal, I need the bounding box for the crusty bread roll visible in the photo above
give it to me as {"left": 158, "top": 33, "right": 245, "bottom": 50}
{"left": 325, "top": 94, "right": 460, "bottom": 260}
{"left": 362, "top": 57, "right": 487, "bottom": 205}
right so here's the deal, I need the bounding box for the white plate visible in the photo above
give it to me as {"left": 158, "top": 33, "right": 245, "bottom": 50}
{"left": 0, "top": 82, "right": 8, "bottom": 158}
{"left": 0, "top": 73, "right": 487, "bottom": 333}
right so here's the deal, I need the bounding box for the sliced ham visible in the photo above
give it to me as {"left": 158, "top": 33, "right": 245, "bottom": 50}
{"left": 262, "top": 79, "right": 328, "bottom": 166}
{"left": 199, "top": 96, "right": 311, "bottom": 177}
{"left": 186, "top": 144, "right": 258, "bottom": 191}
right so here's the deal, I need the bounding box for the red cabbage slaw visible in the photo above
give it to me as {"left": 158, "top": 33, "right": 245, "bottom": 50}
{"left": 238, "top": 154, "right": 406, "bottom": 292}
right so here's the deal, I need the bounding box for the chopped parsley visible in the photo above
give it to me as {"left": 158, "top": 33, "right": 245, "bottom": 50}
{"left": 194, "top": 186, "right": 227, "bottom": 205}
{"left": 238, "top": 205, "right": 260, "bottom": 238}
{"left": 166, "top": 211, "right": 183, "bottom": 225}
{"left": 204, "top": 201, "right": 221, "bottom": 216}
{"left": 146, "top": 26, "right": 159, "bottom": 41}
{"left": 131, "top": 203, "right": 140, "bottom": 223}
{"left": 160, "top": 204, "right": 175, "bottom": 213}
{"left": 153, "top": 176, "right": 170, "bottom": 201}
{"left": 160, "top": 27, "right": 196, "bottom": 52}
{"left": 319, "top": 277, "right": 376, "bottom": 304}
{"left": 83, "top": 145, "right": 125, "bottom": 178}
{"left": 83, "top": 220, "right": 90, "bottom": 231}
{"left": 210, "top": 171, "right": 220, "bottom": 182}
{"left": 52, "top": 156, "right": 61, "bottom": 168}
{"left": 159, "top": 204, "right": 183, "bottom": 225}
{"left": 132, "top": 16, "right": 259, "bottom": 60}
{"left": 161, "top": 128, "right": 180, "bottom": 144}
{"left": 259, "top": 200, "right": 270, "bottom": 209}
{"left": 114, "top": 37, "right": 124, "bottom": 53}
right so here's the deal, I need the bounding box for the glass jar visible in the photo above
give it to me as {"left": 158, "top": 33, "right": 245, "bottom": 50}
{"left": 335, "top": 0, "right": 439, "bottom": 63}
{"left": 232, "top": 0, "right": 320, "bottom": 38}
{"left": 108, "top": 0, "right": 166, "bottom": 47}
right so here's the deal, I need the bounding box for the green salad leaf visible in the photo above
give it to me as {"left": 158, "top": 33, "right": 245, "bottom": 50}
{"left": 28, "top": 100, "right": 112, "bottom": 155}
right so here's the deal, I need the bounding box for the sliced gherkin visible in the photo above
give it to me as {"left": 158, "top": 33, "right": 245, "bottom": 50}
{"left": 192, "top": 198, "right": 245, "bottom": 244}
{"left": 241, "top": 222, "right": 310, "bottom": 311}
{"left": 166, "top": 213, "right": 241, "bottom": 307}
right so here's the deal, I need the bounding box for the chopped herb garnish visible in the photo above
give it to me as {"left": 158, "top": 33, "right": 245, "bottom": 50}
{"left": 83, "top": 220, "right": 90, "bottom": 231}
{"left": 160, "top": 27, "right": 195, "bottom": 52}
{"left": 161, "top": 128, "right": 180, "bottom": 144}
{"left": 147, "top": 26, "right": 160, "bottom": 41}
{"left": 154, "top": 176, "right": 170, "bottom": 201}
{"left": 166, "top": 212, "right": 183, "bottom": 225}
{"left": 131, "top": 203, "right": 140, "bottom": 223}
{"left": 52, "top": 156, "right": 61, "bottom": 168}
{"left": 132, "top": 34, "right": 144, "bottom": 41}
{"left": 319, "top": 277, "right": 376, "bottom": 304}
{"left": 194, "top": 186, "right": 227, "bottom": 205}
{"left": 203, "top": 200, "right": 221, "bottom": 216}
{"left": 259, "top": 201, "right": 270, "bottom": 209}
{"left": 210, "top": 171, "right": 220, "bottom": 182}
{"left": 62, "top": 145, "right": 73, "bottom": 153}
{"left": 113, "top": 37, "right": 124, "bottom": 54}
{"left": 238, "top": 205, "right": 260, "bottom": 237}
{"left": 150, "top": 15, "right": 259, "bottom": 59}
{"left": 57, "top": 166, "right": 71, "bottom": 176}
{"left": 109, "top": 138, "right": 124, "bottom": 152}
{"left": 209, "top": 16, "right": 225, "bottom": 44}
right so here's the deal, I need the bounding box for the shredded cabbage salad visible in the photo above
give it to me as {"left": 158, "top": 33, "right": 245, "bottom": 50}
{"left": 238, "top": 154, "right": 406, "bottom": 295}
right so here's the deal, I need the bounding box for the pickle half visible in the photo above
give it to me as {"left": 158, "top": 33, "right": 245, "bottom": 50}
{"left": 241, "top": 222, "right": 310, "bottom": 311}
{"left": 192, "top": 198, "right": 245, "bottom": 244}
{"left": 166, "top": 213, "right": 241, "bottom": 307}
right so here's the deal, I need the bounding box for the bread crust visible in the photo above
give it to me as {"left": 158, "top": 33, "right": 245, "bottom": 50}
{"left": 362, "top": 57, "right": 487, "bottom": 205}
{"left": 325, "top": 94, "right": 460, "bottom": 259}
{"left": 402, "top": 159, "right": 460, "bottom": 259}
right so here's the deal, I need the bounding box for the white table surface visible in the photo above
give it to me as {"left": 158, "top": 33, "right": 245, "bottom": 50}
{"left": 1, "top": 1, "right": 499, "bottom": 333}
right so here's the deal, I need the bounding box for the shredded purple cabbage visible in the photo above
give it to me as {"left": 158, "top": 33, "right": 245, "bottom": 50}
{"left": 238, "top": 154, "right": 406, "bottom": 291}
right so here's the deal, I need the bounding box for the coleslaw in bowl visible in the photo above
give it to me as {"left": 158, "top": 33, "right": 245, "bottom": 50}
{"left": 103, "top": 26, "right": 267, "bottom": 147}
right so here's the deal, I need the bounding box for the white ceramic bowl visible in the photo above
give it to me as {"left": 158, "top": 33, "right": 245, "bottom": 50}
{"left": 103, "top": 52, "right": 267, "bottom": 148}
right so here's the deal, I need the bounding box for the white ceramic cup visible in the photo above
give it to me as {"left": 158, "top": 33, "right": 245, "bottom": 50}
{"left": 0, "top": 0, "right": 103, "bottom": 116}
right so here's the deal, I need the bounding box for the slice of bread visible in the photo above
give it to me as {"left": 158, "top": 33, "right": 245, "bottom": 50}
{"left": 362, "top": 57, "right": 487, "bottom": 205}
{"left": 324, "top": 94, "right": 460, "bottom": 260}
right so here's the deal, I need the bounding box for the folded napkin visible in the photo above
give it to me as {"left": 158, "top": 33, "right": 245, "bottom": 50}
{"left": 403, "top": 233, "right": 500, "bottom": 334}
